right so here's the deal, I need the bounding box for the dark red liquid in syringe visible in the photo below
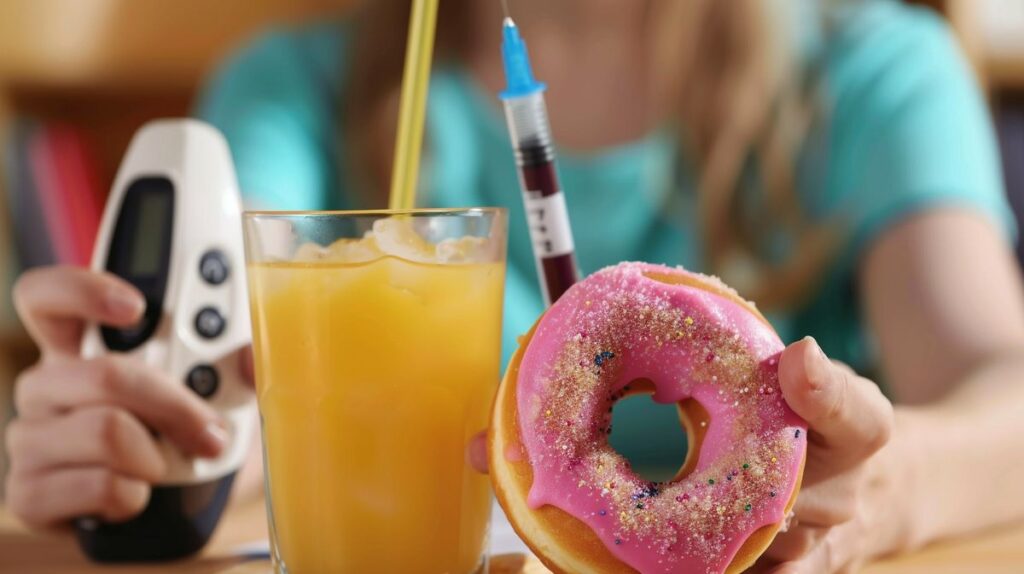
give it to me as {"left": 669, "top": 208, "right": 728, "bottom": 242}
{"left": 517, "top": 143, "right": 579, "bottom": 304}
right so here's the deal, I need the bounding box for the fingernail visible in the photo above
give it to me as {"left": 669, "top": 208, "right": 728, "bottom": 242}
{"left": 803, "top": 336, "right": 827, "bottom": 359}
{"left": 105, "top": 285, "right": 145, "bottom": 318}
{"left": 803, "top": 337, "right": 829, "bottom": 389}
{"left": 202, "top": 421, "right": 229, "bottom": 455}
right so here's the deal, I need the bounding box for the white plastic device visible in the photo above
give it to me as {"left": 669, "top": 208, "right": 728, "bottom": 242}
{"left": 77, "top": 119, "right": 255, "bottom": 562}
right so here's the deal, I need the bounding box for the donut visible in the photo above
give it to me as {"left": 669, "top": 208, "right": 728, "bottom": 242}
{"left": 489, "top": 262, "right": 807, "bottom": 574}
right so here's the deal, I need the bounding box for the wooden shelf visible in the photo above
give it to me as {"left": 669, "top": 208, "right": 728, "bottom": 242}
{"left": 0, "top": 0, "right": 341, "bottom": 91}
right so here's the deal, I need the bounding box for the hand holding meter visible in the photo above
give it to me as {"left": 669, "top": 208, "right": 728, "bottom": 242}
{"left": 75, "top": 119, "right": 256, "bottom": 562}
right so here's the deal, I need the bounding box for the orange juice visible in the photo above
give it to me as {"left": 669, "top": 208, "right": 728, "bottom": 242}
{"left": 248, "top": 255, "right": 504, "bottom": 573}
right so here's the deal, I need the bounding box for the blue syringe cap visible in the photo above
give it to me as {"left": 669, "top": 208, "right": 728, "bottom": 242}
{"left": 500, "top": 18, "right": 546, "bottom": 100}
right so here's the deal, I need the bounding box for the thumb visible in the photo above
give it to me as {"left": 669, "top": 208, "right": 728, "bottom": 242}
{"left": 239, "top": 345, "right": 255, "bottom": 389}
{"left": 778, "top": 337, "right": 893, "bottom": 465}
{"left": 467, "top": 431, "right": 488, "bottom": 474}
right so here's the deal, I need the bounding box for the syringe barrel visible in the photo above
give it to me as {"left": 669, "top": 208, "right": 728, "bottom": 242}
{"left": 503, "top": 92, "right": 555, "bottom": 166}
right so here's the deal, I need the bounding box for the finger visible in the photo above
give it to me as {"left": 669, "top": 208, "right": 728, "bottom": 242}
{"left": 764, "top": 524, "right": 827, "bottom": 563}
{"left": 14, "top": 356, "right": 226, "bottom": 457}
{"left": 5, "top": 467, "right": 149, "bottom": 528}
{"left": 768, "top": 562, "right": 802, "bottom": 574}
{"left": 13, "top": 267, "right": 145, "bottom": 356}
{"left": 5, "top": 407, "right": 166, "bottom": 482}
{"left": 769, "top": 522, "right": 859, "bottom": 574}
{"left": 240, "top": 346, "right": 255, "bottom": 388}
{"left": 778, "top": 338, "right": 894, "bottom": 465}
{"left": 468, "top": 431, "right": 488, "bottom": 474}
{"left": 790, "top": 473, "right": 860, "bottom": 526}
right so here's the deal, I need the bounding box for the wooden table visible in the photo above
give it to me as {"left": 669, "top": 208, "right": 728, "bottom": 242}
{"left": 3, "top": 499, "right": 1023, "bottom": 573}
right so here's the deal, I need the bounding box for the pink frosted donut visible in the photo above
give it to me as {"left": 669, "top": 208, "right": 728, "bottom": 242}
{"left": 490, "top": 262, "right": 807, "bottom": 574}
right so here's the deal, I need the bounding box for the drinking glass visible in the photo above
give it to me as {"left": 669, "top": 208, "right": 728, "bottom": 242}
{"left": 243, "top": 208, "right": 507, "bottom": 573}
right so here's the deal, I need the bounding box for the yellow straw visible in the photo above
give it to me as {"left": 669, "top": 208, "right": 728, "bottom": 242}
{"left": 388, "top": 0, "right": 440, "bottom": 210}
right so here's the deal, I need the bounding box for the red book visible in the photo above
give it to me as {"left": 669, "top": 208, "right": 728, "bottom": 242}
{"left": 28, "top": 124, "right": 103, "bottom": 266}
{"left": 50, "top": 125, "right": 103, "bottom": 265}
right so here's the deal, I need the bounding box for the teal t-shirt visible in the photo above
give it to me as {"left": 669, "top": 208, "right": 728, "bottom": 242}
{"left": 198, "top": 0, "right": 1015, "bottom": 472}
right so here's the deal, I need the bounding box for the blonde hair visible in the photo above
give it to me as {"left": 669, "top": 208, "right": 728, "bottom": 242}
{"left": 347, "top": 0, "right": 834, "bottom": 309}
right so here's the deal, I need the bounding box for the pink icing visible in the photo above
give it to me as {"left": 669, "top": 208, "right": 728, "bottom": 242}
{"left": 516, "top": 263, "right": 807, "bottom": 574}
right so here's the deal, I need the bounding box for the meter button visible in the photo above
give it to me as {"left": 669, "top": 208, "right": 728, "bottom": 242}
{"left": 194, "top": 307, "right": 226, "bottom": 339}
{"left": 199, "top": 250, "right": 230, "bottom": 285}
{"left": 186, "top": 365, "right": 219, "bottom": 398}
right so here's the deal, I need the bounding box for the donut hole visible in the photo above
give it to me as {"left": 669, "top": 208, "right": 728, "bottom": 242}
{"left": 607, "top": 384, "right": 708, "bottom": 483}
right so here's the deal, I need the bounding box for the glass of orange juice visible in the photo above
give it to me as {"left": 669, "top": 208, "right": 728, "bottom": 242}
{"left": 243, "top": 209, "right": 507, "bottom": 574}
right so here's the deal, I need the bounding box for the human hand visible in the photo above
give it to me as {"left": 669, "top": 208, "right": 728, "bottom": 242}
{"left": 4, "top": 266, "right": 229, "bottom": 528}
{"left": 755, "top": 337, "right": 897, "bottom": 573}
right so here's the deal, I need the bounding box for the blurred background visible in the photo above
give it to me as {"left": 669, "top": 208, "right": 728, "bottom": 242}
{"left": 1, "top": 0, "right": 1023, "bottom": 497}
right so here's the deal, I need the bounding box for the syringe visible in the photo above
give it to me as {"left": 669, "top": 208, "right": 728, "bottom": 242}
{"left": 500, "top": 17, "right": 580, "bottom": 306}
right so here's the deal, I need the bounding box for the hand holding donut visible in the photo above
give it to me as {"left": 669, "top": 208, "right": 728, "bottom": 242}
{"left": 755, "top": 337, "right": 894, "bottom": 574}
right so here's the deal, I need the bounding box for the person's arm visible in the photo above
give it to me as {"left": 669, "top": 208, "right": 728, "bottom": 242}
{"left": 860, "top": 208, "right": 1024, "bottom": 551}
{"left": 754, "top": 210, "right": 1024, "bottom": 573}
{"left": 756, "top": 6, "right": 1024, "bottom": 570}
